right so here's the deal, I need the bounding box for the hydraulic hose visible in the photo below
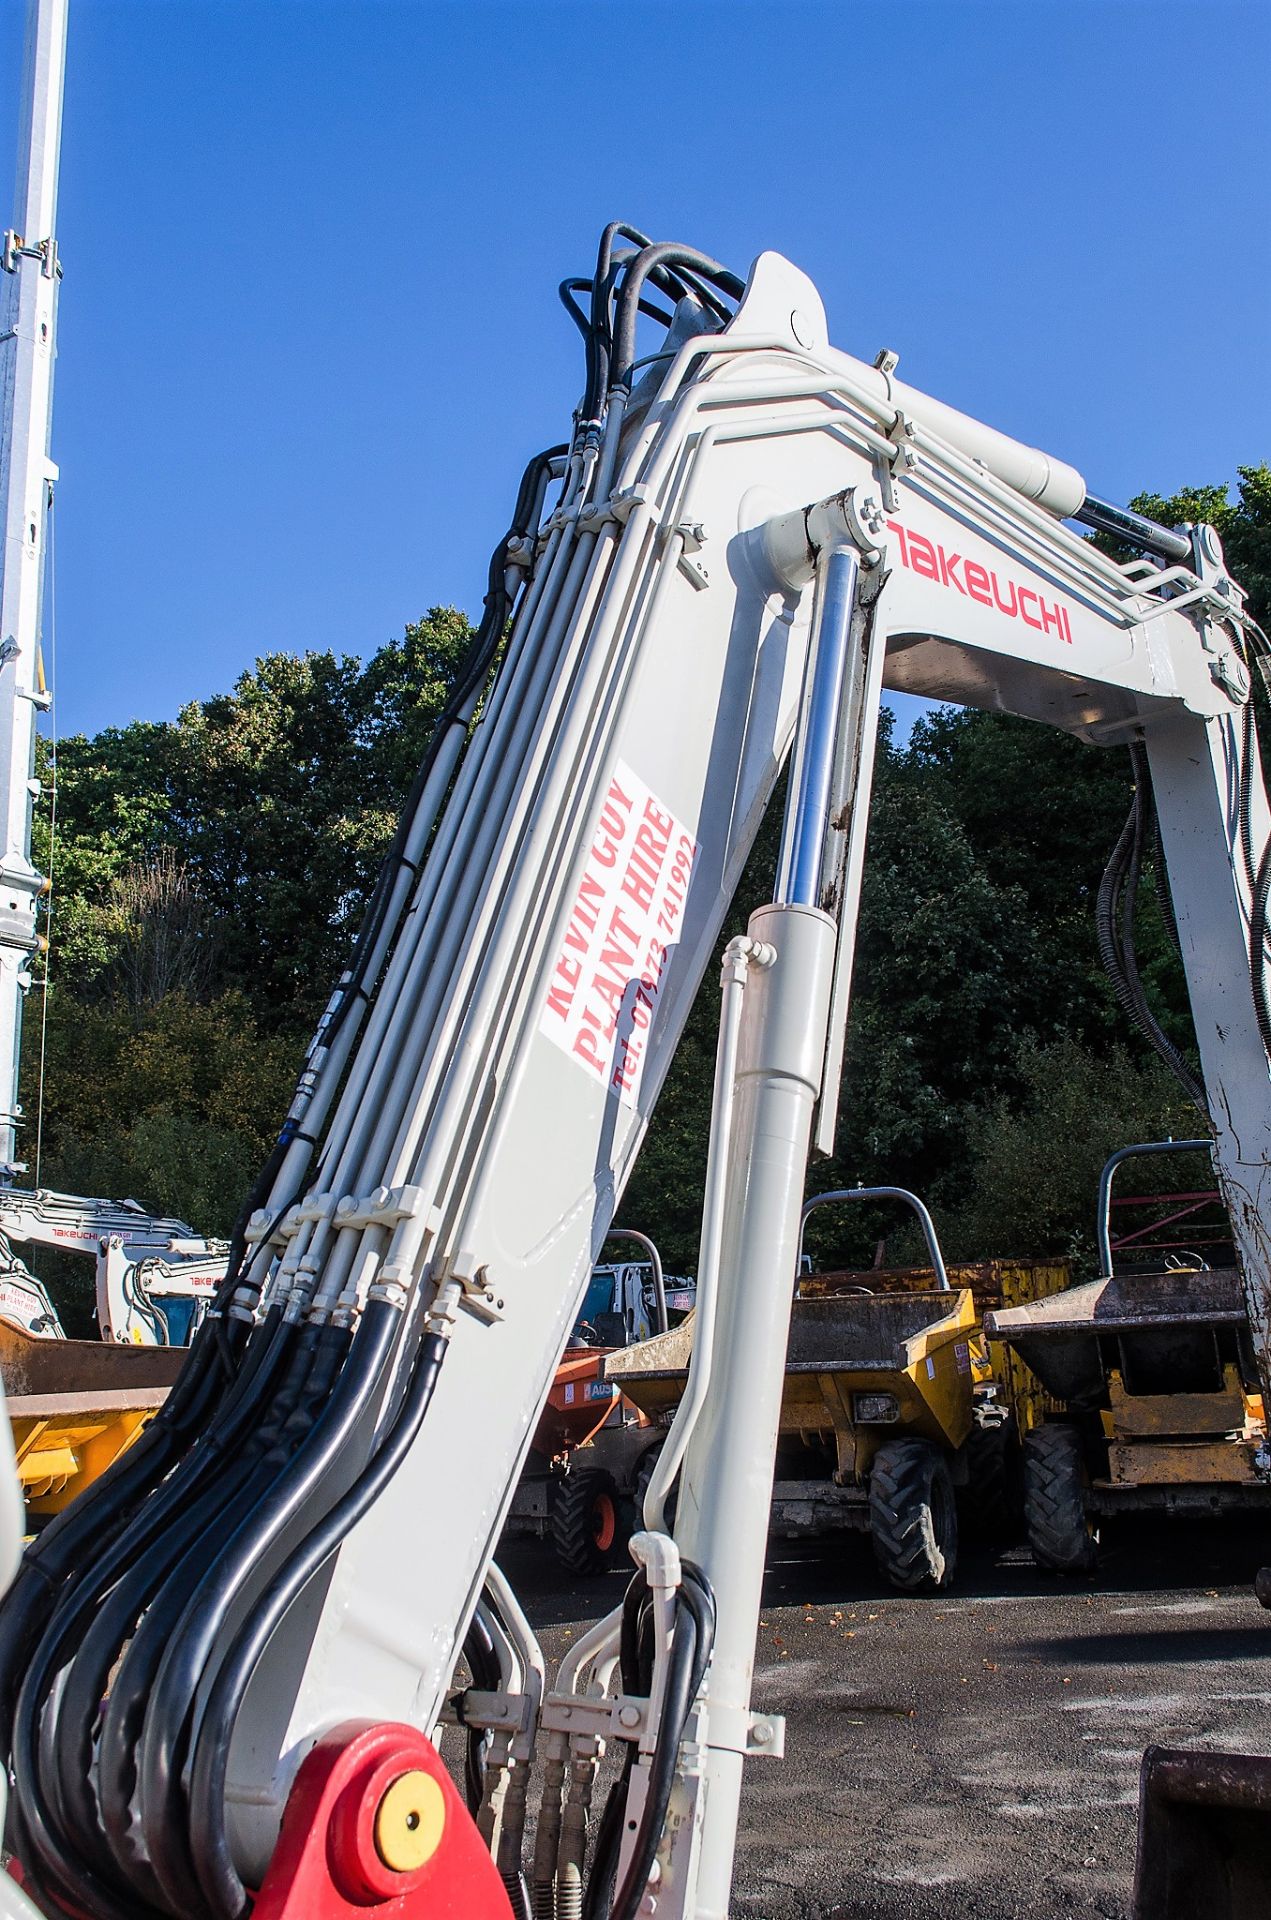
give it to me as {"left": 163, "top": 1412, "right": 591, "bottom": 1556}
{"left": 1232, "top": 694, "right": 1271, "bottom": 1061}
{"left": 610, "top": 244, "right": 744, "bottom": 392}
{"left": 46, "top": 1317, "right": 304, "bottom": 1866}
{"left": 1095, "top": 749, "right": 1206, "bottom": 1114}
{"left": 1, "top": 1323, "right": 273, "bottom": 1890}
{"left": 605, "top": 1564, "right": 715, "bottom": 1920}
{"left": 187, "top": 1314, "right": 453, "bottom": 1920}
{"left": 131, "top": 1312, "right": 396, "bottom": 1916}
{"left": 585, "top": 224, "right": 655, "bottom": 420}
{"left": 463, "top": 1608, "right": 501, "bottom": 1816}
{"left": 20, "top": 1325, "right": 346, "bottom": 1918}
{"left": 0, "top": 1324, "right": 229, "bottom": 1754}
{"left": 91, "top": 1324, "right": 351, "bottom": 1871}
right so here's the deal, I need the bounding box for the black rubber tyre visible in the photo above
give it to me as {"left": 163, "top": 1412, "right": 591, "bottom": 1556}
{"left": 633, "top": 1444, "right": 678, "bottom": 1533}
{"left": 551, "top": 1468, "right": 623, "bottom": 1576}
{"left": 1022, "top": 1423, "right": 1098, "bottom": 1573}
{"left": 960, "top": 1414, "right": 1023, "bottom": 1541}
{"left": 869, "top": 1437, "right": 958, "bottom": 1593}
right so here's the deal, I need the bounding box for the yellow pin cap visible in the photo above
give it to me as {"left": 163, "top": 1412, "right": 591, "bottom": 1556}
{"left": 374, "top": 1769, "right": 445, "bottom": 1874}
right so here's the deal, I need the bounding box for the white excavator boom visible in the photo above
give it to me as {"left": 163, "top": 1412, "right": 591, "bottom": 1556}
{"left": 0, "top": 231, "right": 1265, "bottom": 1920}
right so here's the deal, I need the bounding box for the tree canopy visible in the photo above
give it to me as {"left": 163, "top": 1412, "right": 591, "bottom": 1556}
{"left": 25, "top": 470, "right": 1269, "bottom": 1318}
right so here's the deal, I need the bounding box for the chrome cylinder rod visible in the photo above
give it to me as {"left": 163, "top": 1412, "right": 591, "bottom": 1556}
{"left": 777, "top": 545, "right": 861, "bottom": 907}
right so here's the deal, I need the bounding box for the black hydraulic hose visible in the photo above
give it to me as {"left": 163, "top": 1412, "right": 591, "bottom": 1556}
{"left": 643, "top": 259, "right": 732, "bottom": 326}
{"left": 0, "top": 1327, "right": 228, "bottom": 1756}
{"left": 134, "top": 1304, "right": 402, "bottom": 1916}
{"left": 607, "top": 1609, "right": 699, "bottom": 1920}
{"left": 562, "top": 276, "right": 675, "bottom": 340}
{"left": 586, "top": 224, "right": 723, "bottom": 415}
{"left": 1235, "top": 688, "right": 1271, "bottom": 1058}
{"left": 45, "top": 1315, "right": 302, "bottom": 1876}
{"left": 1240, "top": 698, "right": 1259, "bottom": 895}
{"left": 106, "top": 1325, "right": 352, "bottom": 1911}
{"left": 187, "top": 1318, "right": 452, "bottom": 1920}
{"left": 611, "top": 244, "right": 744, "bottom": 392}
{"left": 582, "top": 1749, "right": 633, "bottom": 1920}
{"left": 462, "top": 1609, "right": 501, "bottom": 1816}
{"left": 587, "top": 1563, "right": 716, "bottom": 1920}
{"left": 676, "top": 1561, "right": 718, "bottom": 1698}
{"left": 560, "top": 277, "right": 594, "bottom": 340}
{"left": 1095, "top": 755, "right": 1206, "bottom": 1114}
{"left": 43, "top": 1455, "right": 265, "bottom": 1888}
{"left": 6, "top": 1787, "right": 155, "bottom": 1920}
{"left": 618, "top": 1567, "right": 650, "bottom": 1687}
{"left": 90, "top": 1322, "right": 348, "bottom": 1871}
{"left": 115, "top": 1320, "right": 359, "bottom": 1904}
{"left": 1151, "top": 807, "right": 1182, "bottom": 955}
{"left": 585, "top": 224, "right": 654, "bottom": 418}
{"left": 582, "top": 1575, "right": 653, "bottom": 1920}
{"left": 23, "top": 1307, "right": 293, "bottom": 1856}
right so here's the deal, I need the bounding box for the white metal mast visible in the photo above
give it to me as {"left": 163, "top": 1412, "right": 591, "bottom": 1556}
{"left": 0, "top": 0, "right": 64, "bottom": 1177}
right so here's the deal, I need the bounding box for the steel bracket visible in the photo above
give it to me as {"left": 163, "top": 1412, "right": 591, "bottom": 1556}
{"left": 881, "top": 410, "right": 919, "bottom": 512}
{"left": 334, "top": 1183, "right": 428, "bottom": 1233}
{"left": 578, "top": 485, "right": 649, "bottom": 536}
{"left": 746, "top": 1710, "right": 786, "bottom": 1758}
{"left": 2, "top": 231, "right": 58, "bottom": 278}
{"left": 442, "top": 1248, "right": 505, "bottom": 1323}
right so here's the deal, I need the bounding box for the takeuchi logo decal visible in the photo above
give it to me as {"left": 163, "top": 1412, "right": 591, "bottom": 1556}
{"left": 886, "top": 520, "right": 1072, "bottom": 643}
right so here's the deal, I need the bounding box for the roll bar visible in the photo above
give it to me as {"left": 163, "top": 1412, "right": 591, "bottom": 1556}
{"left": 602, "top": 1227, "right": 668, "bottom": 1334}
{"left": 1095, "top": 1138, "right": 1214, "bottom": 1277}
{"left": 799, "top": 1186, "right": 951, "bottom": 1291}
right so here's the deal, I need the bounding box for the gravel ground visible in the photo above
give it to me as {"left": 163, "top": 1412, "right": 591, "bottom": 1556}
{"left": 500, "top": 1515, "right": 1271, "bottom": 1918}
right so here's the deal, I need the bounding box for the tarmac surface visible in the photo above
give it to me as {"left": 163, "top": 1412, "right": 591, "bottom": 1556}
{"left": 501, "top": 1515, "right": 1271, "bottom": 1919}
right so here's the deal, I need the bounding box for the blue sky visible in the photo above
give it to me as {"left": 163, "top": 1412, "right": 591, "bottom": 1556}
{"left": 2, "top": 0, "right": 1268, "bottom": 741}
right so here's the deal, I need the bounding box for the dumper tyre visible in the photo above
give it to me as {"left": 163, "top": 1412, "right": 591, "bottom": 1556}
{"left": 634, "top": 1444, "right": 678, "bottom": 1532}
{"left": 869, "top": 1438, "right": 958, "bottom": 1593}
{"left": 552, "top": 1468, "right": 624, "bottom": 1577}
{"left": 961, "top": 1414, "right": 1023, "bottom": 1541}
{"left": 1022, "top": 1423, "right": 1097, "bottom": 1573}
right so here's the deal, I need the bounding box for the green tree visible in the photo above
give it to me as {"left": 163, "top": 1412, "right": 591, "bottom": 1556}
{"left": 938, "top": 1034, "right": 1203, "bottom": 1269}
{"left": 22, "top": 468, "right": 1267, "bottom": 1286}
{"left": 36, "top": 606, "right": 475, "bottom": 1020}
{"left": 1127, "top": 465, "right": 1270, "bottom": 629}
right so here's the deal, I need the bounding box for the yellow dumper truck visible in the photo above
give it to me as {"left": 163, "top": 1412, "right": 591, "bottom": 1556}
{"left": 608, "top": 1187, "right": 1026, "bottom": 1593}
{"left": 988, "top": 1142, "right": 1268, "bottom": 1573}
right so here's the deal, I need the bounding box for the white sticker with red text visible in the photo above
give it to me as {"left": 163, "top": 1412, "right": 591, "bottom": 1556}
{"left": 540, "top": 760, "right": 698, "bottom": 1108}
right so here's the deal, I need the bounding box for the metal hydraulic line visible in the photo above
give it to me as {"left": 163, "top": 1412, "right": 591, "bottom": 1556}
{"left": 0, "top": 0, "right": 64, "bottom": 1177}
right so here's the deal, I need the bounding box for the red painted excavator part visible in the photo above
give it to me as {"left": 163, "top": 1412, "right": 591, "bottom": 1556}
{"left": 252, "top": 1720, "right": 514, "bottom": 1919}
